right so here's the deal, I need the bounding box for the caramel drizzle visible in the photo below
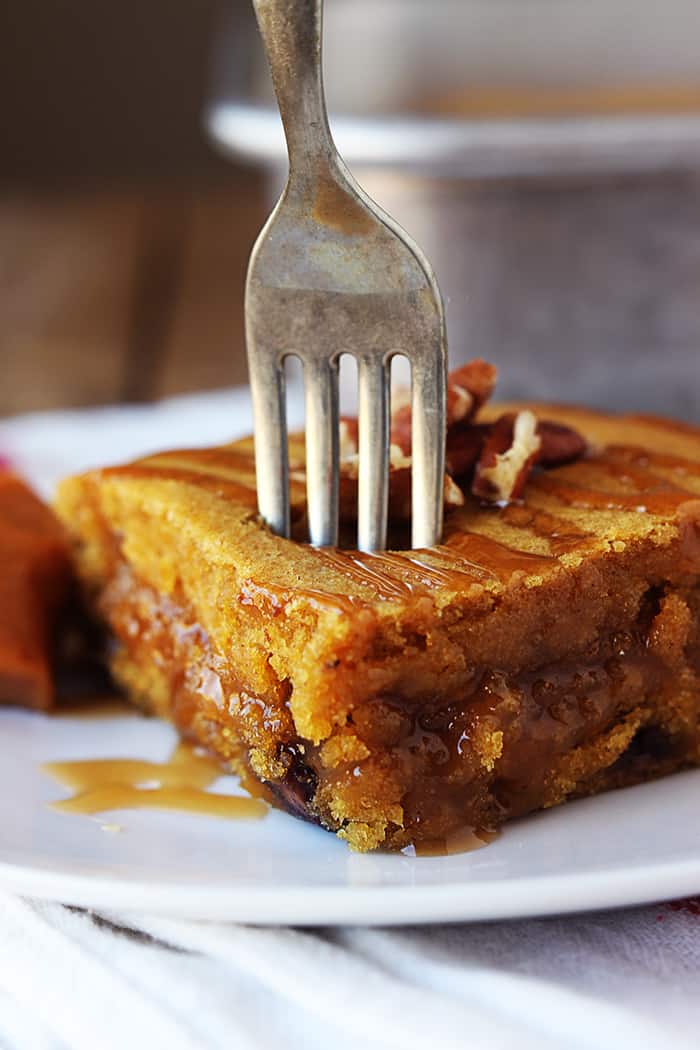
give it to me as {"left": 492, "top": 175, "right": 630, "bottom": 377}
{"left": 596, "top": 457, "right": 694, "bottom": 494}
{"left": 103, "top": 439, "right": 700, "bottom": 524}
{"left": 106, "top": 461, "right": 259, "bottom": 509}
{"left": 241, "top": 544, "right": 500, "bottom": 615}
{"left": 500, "top": 505, "right": 594, "bottom": 557}
{"left": 107, "top": 446, "right": 312, "bottom": 514}
{"left": 624, "top": 414, "right": 700, "bottom": 439}
{"left": 317, "top": 546, "right": 501, "bottom": 598}
{"left": 605, "top": 445, "right": 700, "bottom": 478}
{"left": 382, "top": 550, "right": 494, "bottom": 588}
{"left": 103, "top": 440, "right": 700, "bottom": 608}
{"left": 317, "top": 550, "right": 414, "bottom": 600}
{"left": 314, "top": 533, "right": 558, "bottom": 599}
{"left": 532, "top": 477, "right": 689, "bottom": 515}
{"left": 442, "top": 531, "right": 556, "bottom": 578}
{"left": 532, "top": 446, "right": 698, "bottom": 514}
{"left": 43, "top": 742, "right": 268, "bottom": 822}
{"left": 317, "top": 548, "right": 491, "bottom": 596}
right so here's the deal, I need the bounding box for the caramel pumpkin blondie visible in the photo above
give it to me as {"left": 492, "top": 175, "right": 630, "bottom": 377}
{"left": 55, "top": 389, "right": 700, "bottom": 851}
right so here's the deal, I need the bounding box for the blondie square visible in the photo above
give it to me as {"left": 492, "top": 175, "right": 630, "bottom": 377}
{"left": 56, "top": 404, "right": 700, "bottom": 850}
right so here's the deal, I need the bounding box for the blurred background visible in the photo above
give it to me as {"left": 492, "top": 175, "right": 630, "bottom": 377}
{"left": 3, "top": 0, "right": 700, "bottom": 421}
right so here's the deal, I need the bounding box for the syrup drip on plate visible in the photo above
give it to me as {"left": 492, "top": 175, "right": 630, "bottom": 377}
{"left": 43, "top": 742, "right": 268, "bottom": 822}
{"left": 402, "top": 826, "right": 499, "bottom": 857}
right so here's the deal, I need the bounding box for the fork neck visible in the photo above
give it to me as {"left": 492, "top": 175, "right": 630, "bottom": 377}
{"left": 252, "top": 0, "right": 337, "bottom": 178}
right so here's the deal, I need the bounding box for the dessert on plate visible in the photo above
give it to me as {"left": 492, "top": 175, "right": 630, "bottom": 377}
{"left": 55, "top": 363, "right": 700, "bottom": 851}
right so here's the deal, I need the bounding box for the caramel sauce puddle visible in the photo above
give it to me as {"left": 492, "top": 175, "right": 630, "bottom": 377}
{"left": 402, "top": 827, "right": 500, "bottom": 858}
{"left": 43, "top": 742, "right": 268, "bottom": 822}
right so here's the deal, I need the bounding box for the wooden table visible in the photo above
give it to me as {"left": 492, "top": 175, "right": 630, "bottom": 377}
{"left": 1, "top": 170, "right": 266, "bottom": 416}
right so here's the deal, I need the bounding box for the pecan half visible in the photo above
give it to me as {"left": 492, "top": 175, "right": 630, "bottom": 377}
{"left": 536, "top": 421, "right": 588, "bottom": 467}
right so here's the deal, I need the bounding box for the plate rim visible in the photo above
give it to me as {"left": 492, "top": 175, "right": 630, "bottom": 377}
{"left": 2, "top": 855, "right": 697, "bottom": 925}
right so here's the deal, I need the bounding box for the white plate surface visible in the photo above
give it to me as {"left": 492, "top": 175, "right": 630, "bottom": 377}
{"left": 2, "top": 703, "right": 699, "bottom": 925}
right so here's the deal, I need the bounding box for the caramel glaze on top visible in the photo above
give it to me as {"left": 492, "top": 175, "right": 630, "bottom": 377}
{"left": 103, "top": 412, "right": 700, "bottom": 607}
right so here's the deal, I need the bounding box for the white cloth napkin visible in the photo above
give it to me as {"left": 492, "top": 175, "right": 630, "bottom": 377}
{"left": 1, "top": 390, "right": 699, "bottom": 1050}
{"left": 0, "top": 893, "right": 699, "bottom": 1050}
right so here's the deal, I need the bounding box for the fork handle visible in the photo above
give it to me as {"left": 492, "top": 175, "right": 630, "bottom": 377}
{"left": 251, "top": 0, "right": 335, "bottom": 174}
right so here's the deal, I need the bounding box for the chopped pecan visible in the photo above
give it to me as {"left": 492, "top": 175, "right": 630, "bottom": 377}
{"left": 443, "top": 474, "right": 467, "bottom": 510}
{"left": 339, "top": 457, "right": 463, "bottom": 525}
{"left": 333, "top": 361, "right": 588, "bottom": 521}
{"left": 447, "top": 359, "right": 498, "bottom": 423}
{"left": 472, "top": 412, "right": 541, "bottom": 503}
{"left": 339, "top": 404, "right": 465, "bottom": 523}
{"left": 445, "top": 423, "right": 488, "bottom": 480}
{"left": 339, "top": 423, "right": 410, "bottom": 478}
{"left": 472, "top": 414, "right": 588, "bottom": 503}
{"left": 339, "top": 417, "right": 359, "bottom": 458}
{"left": 390, "top": 358, "right": 498, "bottom": 455}
{"left": 377, "top": 468, "right": 463, "bottom": 523}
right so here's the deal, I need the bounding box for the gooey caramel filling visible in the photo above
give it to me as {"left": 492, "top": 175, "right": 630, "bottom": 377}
{"left": 95, "top": 553, "right": 700, "bottom": 850}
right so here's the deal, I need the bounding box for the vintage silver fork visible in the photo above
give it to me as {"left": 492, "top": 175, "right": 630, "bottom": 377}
{"left": 246, "top": 0, "right": 447, "bottom": 552}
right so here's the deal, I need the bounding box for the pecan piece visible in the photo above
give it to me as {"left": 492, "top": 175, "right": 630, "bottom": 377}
{"left": 472, "top": 414, "right": 588, "bottom": 503}
{"left": 339, "top": 364, "right": 588, "bottom": 516}
{"left": 472, "top": 411, "right": 541, "bottom": 503}
{"left": 390, "top": 358, "right": 498, "bottom": 455}
{"left": 339, "top": 454, "right": 463, "bottom": 525}
{"left": 447, "top": 359, "right": 498, "bottom": 423}
{"left": 378, "top": 467, "right": 463, "bottom": 523}
{"left": 445, "top": 423, "right": 488, "bottom": 480}
{"left": 536, "top": 420, "right": 588, "bottom": 467}
{"left": 339, "top": 417, "right": 359, "bottom": 458}
{"left": 339, "top": 412, "right": 464, "bottom": 523}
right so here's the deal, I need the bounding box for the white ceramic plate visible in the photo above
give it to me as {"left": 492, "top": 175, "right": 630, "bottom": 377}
{"left": 2, "top": 702, "right": 700, "bottom": 925}
{"left": 3, "top": 396, "right": 699, "bottom": 924}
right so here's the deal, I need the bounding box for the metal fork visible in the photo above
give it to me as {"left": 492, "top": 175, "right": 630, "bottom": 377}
{"left": 246, "top": 0, "right": 447, "bottom": 552}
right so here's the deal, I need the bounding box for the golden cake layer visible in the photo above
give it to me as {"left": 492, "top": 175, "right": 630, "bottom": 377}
{"left": 56, "top": 404, "right": 700, "bottom": 850}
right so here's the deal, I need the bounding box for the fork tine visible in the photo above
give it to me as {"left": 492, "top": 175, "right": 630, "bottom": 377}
{"left": 357, "top": 355, "right": 390, "bottom": 552}
{"left": 305, "top": 357, "right": 340, "bottom": 547}
{"left": 411, "top": 352, "right": 447, "bottom": 549}
{"left": 249, "top": 352, "right": 290, "bottom": 538}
